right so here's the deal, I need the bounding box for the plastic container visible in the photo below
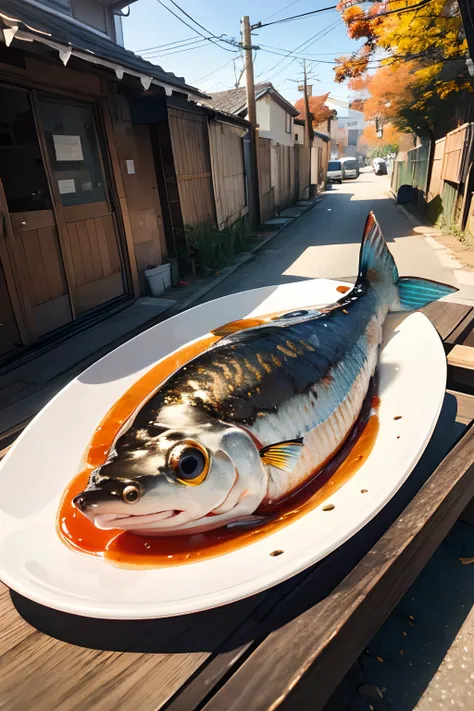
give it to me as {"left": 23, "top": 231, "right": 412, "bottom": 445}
{"left": 144, "top": 263, "right": 171, "bottom": 296}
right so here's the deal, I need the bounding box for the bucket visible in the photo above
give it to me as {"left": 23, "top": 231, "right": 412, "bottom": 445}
{"left": 144, "top": 263, "right": 171, "bottom": 296}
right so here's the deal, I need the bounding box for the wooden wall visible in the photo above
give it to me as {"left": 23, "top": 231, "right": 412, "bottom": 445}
{"left": 209, "top": 120, "right": 247, "bottom": 228}
{"left": 257, "top": 137, "right": 274, "bottom": 222}
{"left": 275, "top": 144, "right": 298, "bottom": 210}
{"left": 444, "top": 124, "right": 469, "bottom": 185}
{"left": 168, "top": 107, "right": 216, "bottom": 227}
{"left": 428, "top": 138, "right": 446, "bottom": 202}
{"left": 107, "top": 95, "right": 167, "bottom": 291}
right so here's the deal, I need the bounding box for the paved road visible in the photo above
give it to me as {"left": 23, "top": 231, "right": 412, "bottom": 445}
{"left": 198, "top": 169, "right": 473, "bottom": 304}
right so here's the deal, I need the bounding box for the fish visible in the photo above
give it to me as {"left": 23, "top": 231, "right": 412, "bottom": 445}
{"left": 73, "top": 213, "right": 457, "bottom": 536}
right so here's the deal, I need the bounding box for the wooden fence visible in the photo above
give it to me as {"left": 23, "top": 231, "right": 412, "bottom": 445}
{"left": 209, "top": 120, "right": 247, "bottom": 228}
{"left": 168, "top": 107, "right": 216, "bottom": 226}
{"left": 428, "top": 138, "right": 446, "bottom": 202}
{"left": 258, "top": 137, "right": 274, "bottom": 222}
{"left": 275, "top": 144, "right": 298, "bottom": 209}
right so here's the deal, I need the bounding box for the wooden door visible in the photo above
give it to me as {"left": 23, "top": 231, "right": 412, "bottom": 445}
{"left": 0, "top": 86, "right": 73, "bottom": 343}
{"left": 38, "top": 99, "right": 126, "bottom": 316}
{"left": 168, "top": 107, "right": 216, "bottom": 226}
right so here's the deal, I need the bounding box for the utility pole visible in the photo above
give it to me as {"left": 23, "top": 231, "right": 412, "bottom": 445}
{"left": 241, "top": 16, "right": 260, "bottom": 227}
{"left": 303, "top": 60, "right": 315, "bottom": 198}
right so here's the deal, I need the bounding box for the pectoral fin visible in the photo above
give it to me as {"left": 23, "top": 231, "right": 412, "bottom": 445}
{"left": 259, "top": 439, "right": 304, "bottom": 473}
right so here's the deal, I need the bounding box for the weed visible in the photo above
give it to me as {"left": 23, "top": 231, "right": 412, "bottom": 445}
{"left": 185, "top": 217, "right": 253, "bottom": 271}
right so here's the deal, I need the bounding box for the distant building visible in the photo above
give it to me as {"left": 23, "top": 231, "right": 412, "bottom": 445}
{"left": 325, "top": 97, "right": 367, "bottom": 158}
{"left": 204, "top": 82, "right": 299, "bottom": 147}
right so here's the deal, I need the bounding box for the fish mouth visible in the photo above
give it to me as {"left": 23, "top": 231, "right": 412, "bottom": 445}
{"left": 94, "top": 509, "right": 184, "bottom": 530}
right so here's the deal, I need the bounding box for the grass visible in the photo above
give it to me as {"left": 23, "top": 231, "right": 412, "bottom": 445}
{"left": 185, "top": 217, "right": 254, "bottom": 272}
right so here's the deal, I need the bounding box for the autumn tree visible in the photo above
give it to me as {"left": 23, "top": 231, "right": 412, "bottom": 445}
{"left": 335, "top": 0, "right": 472, "bottom": 134}
{"left": 294, "top": 93, "right": 333, "bottom": 127}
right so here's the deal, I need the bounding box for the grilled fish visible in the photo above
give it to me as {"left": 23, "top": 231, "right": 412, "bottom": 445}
{"left": 74, "top": 213, "right": 456, "bottom": 535}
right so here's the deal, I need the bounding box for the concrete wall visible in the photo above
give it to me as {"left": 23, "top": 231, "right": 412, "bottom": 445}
{"left": 256, "top": 95, "right": 271, "bottom": 135}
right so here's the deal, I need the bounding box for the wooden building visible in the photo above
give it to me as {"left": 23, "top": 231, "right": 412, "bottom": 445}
{"left": 0, "top": 0, "right": 209, "bottom": 359}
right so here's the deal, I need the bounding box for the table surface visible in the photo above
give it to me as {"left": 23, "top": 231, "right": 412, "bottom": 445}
{"left": 2, "top": 302, "right": 474, "bottom": 711}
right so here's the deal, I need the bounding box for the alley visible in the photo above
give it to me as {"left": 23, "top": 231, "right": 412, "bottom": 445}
{"left": 199, "top": 169, "right": 473, "bottom": 305}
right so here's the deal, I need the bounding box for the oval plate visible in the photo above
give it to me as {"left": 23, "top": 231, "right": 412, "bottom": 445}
{"left": 0, "top": 280, "right": 446, "bottom": 619}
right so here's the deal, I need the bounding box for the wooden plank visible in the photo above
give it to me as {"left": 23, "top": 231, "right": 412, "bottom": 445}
{"left": 63, "top": 203, "right": 111, "bottom": 223}
{"left": 0, "top": 586, "right": 263, "bottom": 711}
{"left": 20, "top": 230, "right": 50, "bottom": 306}
{"left": 198, "top": 422, "right": 474, "bottom": 711}
{"left": 74, "top": 272, "right": 124, "bottom": 315}
{"left": 104, "top": 214, "right": 122, "bottom": 274}
{"left": 85, "top": 218, "right": 104, "bottom": 282}
{"left": 10, "top": 211, "right": 56, "bottom": 233}
{"left": 447, "top": 344, "right": 474, "bottom": 370}
{"left": 95, "top": 218, "right": 113, "bottom": 277}
{"left": 177, "top": 172, "right": 212, "bottom": 181}
{"left": 421, "top": 302, "right": 472, "bottom": 341}
{"left": 66, "top": 222, "right": 84, "bottom": 289}
{"left": 444, "top": 307, "right": 474, "bottom": 349}
{"left": 37, "top": 227, "right": 67, "bottom": 300}
{"left": 446, "top": 389, "right": 474, "bottom": 425}
{"left": 30, "top": 90, "right": 77, "bottom": 323}
{"left": 75, "top": 221, "right": 95, "bottom": 285}
{"left": 101, "top": 98, "right": 139, "bottom": 299}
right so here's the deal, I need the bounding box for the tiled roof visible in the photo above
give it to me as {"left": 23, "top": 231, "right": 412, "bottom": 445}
{"left": 0, "top": 0, "right": 206, "bottom": 97}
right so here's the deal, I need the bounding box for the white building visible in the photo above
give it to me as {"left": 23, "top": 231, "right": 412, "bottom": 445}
{"left": 325, "top": 97, "right": 367, "bottom": 158}
{"left": 204, "top": 82, "right": 299, "bottom": 147}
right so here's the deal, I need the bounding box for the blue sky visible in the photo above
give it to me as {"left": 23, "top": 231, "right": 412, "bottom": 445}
{"left": 122, "top": 0, "right": 362, "bottom": 104}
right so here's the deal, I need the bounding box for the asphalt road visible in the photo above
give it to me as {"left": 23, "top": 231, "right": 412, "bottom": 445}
{"left": 198, "top": 169, "right": 468, "bottom": 304}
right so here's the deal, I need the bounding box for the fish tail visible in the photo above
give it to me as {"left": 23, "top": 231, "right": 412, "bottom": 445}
{"left": 357, "top": 212, "right": 458, "bottom": 311}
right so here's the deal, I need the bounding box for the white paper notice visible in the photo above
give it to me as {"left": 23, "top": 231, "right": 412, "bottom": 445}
{"left": 53, "top": 135, "right": 84, "bottom": 162}
{"left": 58, "top": 179, "right": 76, "bottom": 194}
{"left": 126, "top": 159, "right": 135, "bottom": 174}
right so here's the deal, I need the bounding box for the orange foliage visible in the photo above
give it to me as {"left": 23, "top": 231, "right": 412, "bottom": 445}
{"left": 360, "top": 123, "right": 403, "bottom": 147}
{"left": 294, "top": 93, "right": 333, "bottom": 127}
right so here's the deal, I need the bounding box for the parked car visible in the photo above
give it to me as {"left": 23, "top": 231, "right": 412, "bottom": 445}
{"left": 340, "top": 157, "right": 360, "bottom": 180}
{"left": 372, "top": 157, "right": 388, "bottom": 175}
{"left": 327, "top": 160, "right": 343, "bottom": 184}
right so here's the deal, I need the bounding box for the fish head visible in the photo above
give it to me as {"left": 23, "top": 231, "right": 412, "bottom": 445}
{"left": 73, "top": 404, "right": 268, "bottom": 535}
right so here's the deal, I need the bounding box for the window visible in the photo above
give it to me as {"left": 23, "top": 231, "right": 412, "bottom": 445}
{"left": 39, "top": 100, "right": 107, "bottom": 207}
{"left": 294, "top": 133, "right": 299, "bottom": 142}
{"left": 285, "top": 113, "right": 292, "bottom": 134}
{"left": 0, "top": 87, "right": 52, "bottom": 212}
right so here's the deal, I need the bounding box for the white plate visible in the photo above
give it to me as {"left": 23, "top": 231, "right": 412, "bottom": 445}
{"left": 0, "top": 279, "right": 446, "bottom": 619}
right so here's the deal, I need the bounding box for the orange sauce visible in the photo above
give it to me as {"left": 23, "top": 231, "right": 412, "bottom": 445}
{"left": 336, "top": 285, "right": 351, "bottom": 294}
{"left": 57, "top": 331, "right": 380, "bottom": 569}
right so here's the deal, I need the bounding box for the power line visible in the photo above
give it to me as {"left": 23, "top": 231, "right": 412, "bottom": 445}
{"left": 155, "top": 0, "right": 239, "bottom": 53}
{"left": 262, "top": 0, "right": 305, "bottom": 23}
{"left": 135, "top": 36, "right": 196, "bottom": 53}
{"left": 142, "top": 40, "right": 211, "bottom": 59}
{"left": 254, "top": 4, "right": 338, "bottom": 29}
{"left": 262, "top": 20, "right": 342, "bottom": 81}
{"left": 191, "top": 56, "right": 238, "bottom": 85}
{"left": 140, "top": 38, "right": 207, "bottom": 57}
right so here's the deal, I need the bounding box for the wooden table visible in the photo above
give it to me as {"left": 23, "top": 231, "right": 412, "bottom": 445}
{"left": 2, "top": 302, "right": 474, "bottom": 711}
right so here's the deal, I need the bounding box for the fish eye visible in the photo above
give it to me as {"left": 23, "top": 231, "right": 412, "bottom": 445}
{"left": 169, "top": 440, "right": 210, "bottom": 486}
{"left": 123, "top": 484, "right": 140, "bottom": 504}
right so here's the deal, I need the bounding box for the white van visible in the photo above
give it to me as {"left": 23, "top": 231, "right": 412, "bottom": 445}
{"left": 340, "top": 157, "right": 359, "bottom": 180}
{"left": 327, "top": 160, "right": 343, "bottom": 184}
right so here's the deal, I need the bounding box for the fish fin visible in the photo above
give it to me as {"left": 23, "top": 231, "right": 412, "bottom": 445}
{"left": 357, "top": 211, "right": 399, "bottom": 286}
{"left": 259, "top": 438, "right": 304, "bottom": 473}
{"left": 394, "top": 276, "right": 458, "bottom": 311}
{"left": 212, "top": 317, "right": 267, "bottom": 336}
{"left": 357, "top": 212, "right": 458, "bottom": 311}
